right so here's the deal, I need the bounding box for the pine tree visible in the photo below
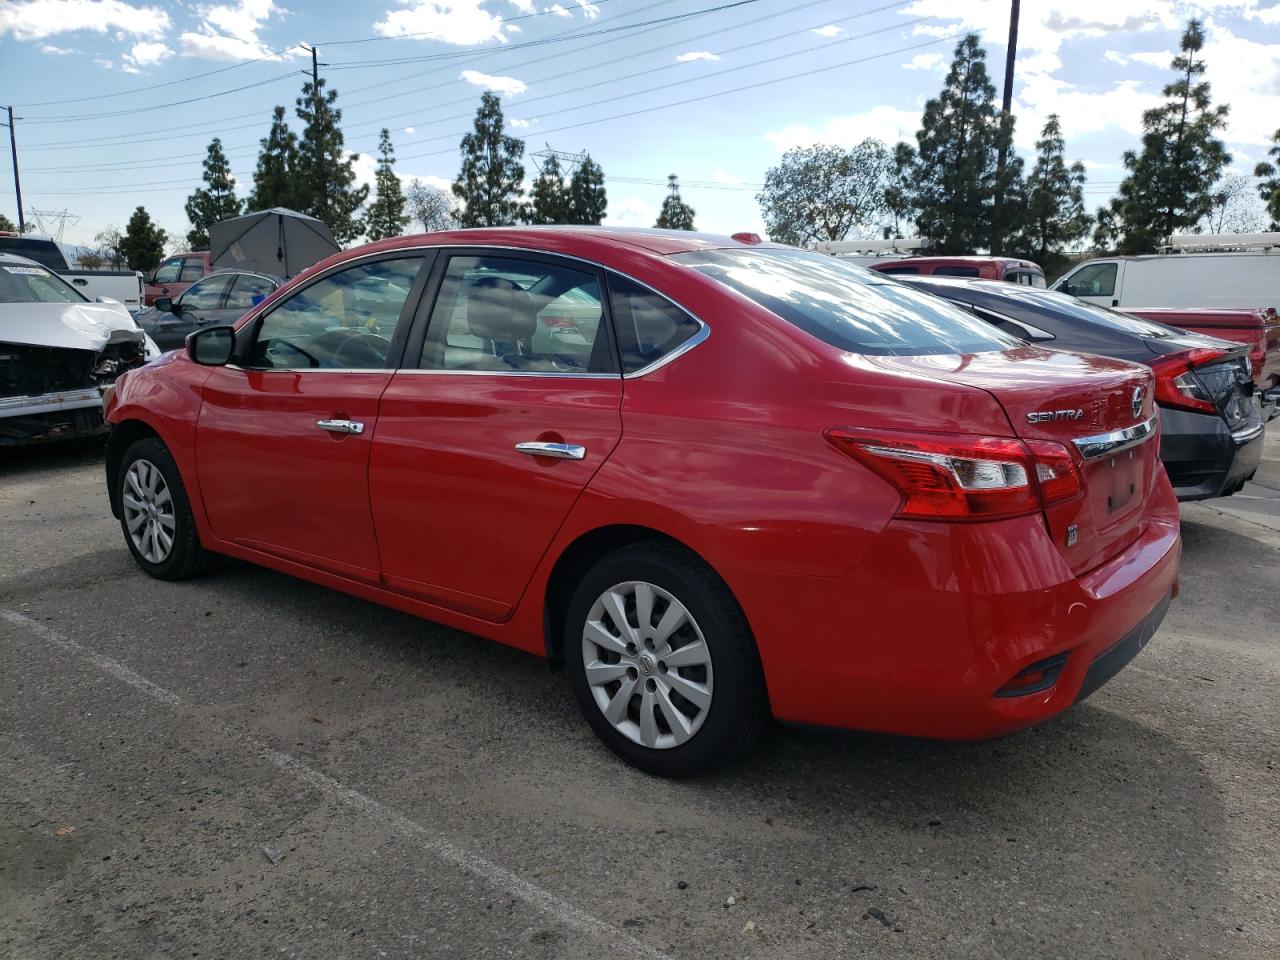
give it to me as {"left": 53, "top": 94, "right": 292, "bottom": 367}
{"left": 1254, "top": 129, "right": 1280, "bottom": 229}
{"left": 0, "top": 213, "right": 14, "bottom": 232}
{"left": 247, "top": 106, "right": 299, "bottom": 211}
{"left": 911, "top": 34, "right": 1004, "bottom": 254}
{"left": 1015, "top": 114, "right": 1091, "bottom": 267}
{"left": 525, "top": 154, "right": 572, "bottom": 224}
{"left": 295, "top": 75, "right": 369, "bottom": 244}
{"left": 184, "top": 138, "right": 242, "bottom": 249}
{"left": 365, "top": 128, "right": 409, "bottom": 240}
{"left": 121, "top": 206, "right": 167, "bottom": 273}
{"left": 1104, "top": 20, "right": 1230, "bottom": 254}
{"left": 882, "top": 141, "right": 917, "bottom": 238}
{"left": 453, "top": 92, "right": 526, "bottom": 227}
{"left": 655, "top": 174, "right": 695, "bottom": 230}
{"left": 568, "top": 154, "right": 607, "bottom": 224}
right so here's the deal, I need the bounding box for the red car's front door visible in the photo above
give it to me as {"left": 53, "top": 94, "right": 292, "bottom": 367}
{"left": 369, "top": 251, "right": 623, "bottom": 621}
{"left": 195, "top": 254, "right": 431, "bottom": 583}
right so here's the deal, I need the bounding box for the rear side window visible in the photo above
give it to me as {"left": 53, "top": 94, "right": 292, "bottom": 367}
{"left": 1060, "top": 262, "right": 1117, "bottom": 297}
{"left": 606, "top": 275, "right": 701, "bottom": 374}
{"left": 676, "top": 249, "right": 1019, "bottom": 356}
{"left": 931, "top": 265, "right": 980, "bottom": 277}
{"left": 0, "top": 238, "right": 68, "bottom": 270}
{"left": 180, "top": 274, "right": 232, "bottom": 310}
{"left": 225, "top": 274, "right": 276, "bottom": 310}
{"left": 180, "top": 258, "right": 206, "bottom": 281}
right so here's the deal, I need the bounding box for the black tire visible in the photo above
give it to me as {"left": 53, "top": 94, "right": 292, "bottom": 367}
{"left": 117, "top": 437, "right": 216, "bottom": 581}
{"left": 564, "top": 541, "right": 770, "bottom": 777}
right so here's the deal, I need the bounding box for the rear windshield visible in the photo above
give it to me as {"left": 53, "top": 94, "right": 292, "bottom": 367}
{"left": 0, "top": 238, "right": 68, "bottom": 270}
{"left": 987, "top": 286, "right": 1182, "bottom": 339}
{"left": 674, "top": 248, "right": 1019, "bottom": 356}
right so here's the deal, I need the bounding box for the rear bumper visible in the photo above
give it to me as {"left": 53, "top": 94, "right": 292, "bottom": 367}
{"left": 1159, "top": 405, "right": 1264, "bottom": 501}
{"left": 731, "top": 475, "right": 1182, "bottom": 740}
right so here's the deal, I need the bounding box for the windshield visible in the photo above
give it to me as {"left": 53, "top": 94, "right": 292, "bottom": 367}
{"left": 989, "top": 286, "right": 1180, "bottom": 339}
{"left": 674, "top": 248, "right": 1019, "bottom": 356}
{"left": 0, "top": 262, "right": 87, "bottom": 304}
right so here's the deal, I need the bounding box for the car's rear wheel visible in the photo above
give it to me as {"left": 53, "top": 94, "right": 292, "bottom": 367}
{"left": 565, "top": 542, "right": 769, "bottom": 777}
{"left": 118, "top": 437, "right": 215, "bottom": 580}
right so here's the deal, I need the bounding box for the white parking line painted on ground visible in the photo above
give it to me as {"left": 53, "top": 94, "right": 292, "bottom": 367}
{"left": 0, "top": 608, "right": 675, "bottom": 960}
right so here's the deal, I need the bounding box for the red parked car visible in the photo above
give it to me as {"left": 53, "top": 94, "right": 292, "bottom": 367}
{"left": 144, "top": 250, "right": 211, "bottom": 306}
{"left": 871, "top": 256, "right": 1046, "bottom": 286}
{"left": 1125, "top": 307, "right": 1280, "bottom": 409}
{"left": 103, "top": 229, "right": 1180, "bottom": 776}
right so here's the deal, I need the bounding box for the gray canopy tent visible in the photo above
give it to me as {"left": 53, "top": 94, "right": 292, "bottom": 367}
{"left": 209, "top": 208, "right": 340, "bottom": 279}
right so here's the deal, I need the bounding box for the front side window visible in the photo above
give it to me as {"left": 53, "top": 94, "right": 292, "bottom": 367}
{"left": 180, "top": 258, "right": 206, "bottom": 281}
{"left": 677, "top": 249, "right": 1019, "bottom": 356}
{"left": 606, "top": 275, "right": 701, "bottom": 374}
{"left": 0, "top": 263, "right": 84, "bottom": 303}
{"left": 420, "top": 255, "right": 613, "bottom": 374}
{"left": 248, "top": 257, "right": 425, "bottom": 370}
{"left": 179, "top": 275, "right": 232, "bottom": 311}
{"left": 225, "top": 274, "right": 276, "bottom": 310}
{"left": 1060, "top": 262, "right": 1117, "bottom": 297}
{"left": 153, "top": 258, "right": 183, "bottom": 283}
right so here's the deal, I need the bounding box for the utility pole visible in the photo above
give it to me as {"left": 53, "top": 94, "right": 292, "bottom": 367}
{"left": 300, "top": 43, "right": 326, "bottom": 220}
{"left": 2, "top": 106, "right": 24, "bottom": 232}
{"left": 992, "top": 0, "right": 1020, "bottom": 255}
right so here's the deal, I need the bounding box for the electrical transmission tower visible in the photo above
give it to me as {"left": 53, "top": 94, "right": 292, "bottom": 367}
{"left": 530, "top": 144, "right": 588, "bottom": 176}
{"left": 25, "top": 207, "right": 81, "bottom": 242}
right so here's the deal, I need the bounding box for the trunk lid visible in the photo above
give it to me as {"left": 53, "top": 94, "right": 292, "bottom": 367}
{"left": 869, "top": 346, "right": 1159, "bottom": 574}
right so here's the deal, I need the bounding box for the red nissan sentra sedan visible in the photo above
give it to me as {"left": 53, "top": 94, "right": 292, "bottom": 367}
{"left": 103, "top": 228, "right": 1180, "bottom": 776}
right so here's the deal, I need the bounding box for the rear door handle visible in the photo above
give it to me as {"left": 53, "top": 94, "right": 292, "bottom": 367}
{"left": 515, "top": 441, "right": 585, "bottom": 460}
{"left": 316, "top": 419, "right": 365, "bottom": 435}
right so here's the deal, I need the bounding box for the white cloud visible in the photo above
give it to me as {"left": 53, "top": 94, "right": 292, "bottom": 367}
{"left": 1103, "top": 49, "right": 1127, "bottom": 64}
{"left": 765, "top": 105, "right": 922, "bottom": 151}
{"left": 94, "top": 56, "right": 114, "bottom": 68}
{"left": 903, "top": 52, "right": 943, "bottom": 71}
{"left": 811, "top": 25, "right": 843, "bottom": 37}
{"left": 377, "top": 0, "right": 510, "bottom": 45}
{"left": 124, "top": 39, "right": 171, "bottom": 69}
{"left": 0, "top": 0, "right": 169, "bottom": 39}
{"left": 1129, "top": 50, "right": 1175, "bottom": 67}
{"left": 179, "top": 0, "right": 288, "bottom": 61}
{"left": 574, "top": 0, "right": 600, "bottom": 16}
{"left": 509, "top": 117, "right": 531, "bottom": 127}
{"left": 507, "top": 0, "right": 534, "bottom": 11}
{"left": 459, "top": 68, "right": 527, "bottom": 95}
{"left": 38, "top": 42, "right": 75, "bottom": 53}
{"left": 404, "top": 126, "right": 416, "bottom": 133}
{"left": 713, "top": 170, "right": 743, "bottom": 186}
{"left": 675, "top": 50, "right": 720, "bottom": 62}
{"left": 546, "top": 3, "right": 571, "bottom": 16}
{"left": 605, "top": 196, "right": 659, "bottom": 228}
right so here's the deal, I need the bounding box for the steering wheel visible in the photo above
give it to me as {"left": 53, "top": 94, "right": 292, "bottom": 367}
{"left": 331, "top": 331, "right": 391, "bottom": 368}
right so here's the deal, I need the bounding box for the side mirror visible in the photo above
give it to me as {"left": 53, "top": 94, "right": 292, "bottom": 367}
{"left": 186, "top": 325, "right": 235, "bottom": 366}
{"left": 155, "top": 297, "right": 174, "bottom": 313}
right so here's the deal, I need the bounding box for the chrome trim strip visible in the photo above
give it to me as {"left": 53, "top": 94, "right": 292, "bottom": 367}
{"left": 1072, "top": 415, "right": 1158, "bottom": 460}
{"left": 391, "top": 369, "right": 617, "bottom": 379}
{"left": 622, "top": 321, "right": 711, "bottom": 379}
{"left": 1231, "top": 421, "right": 1264, "bottom": 444}
{"left": 515, "top": 441, "right": 586, "bottom": 460}
{"left": 0, "top": 387, "right": 103, "bottom": 417}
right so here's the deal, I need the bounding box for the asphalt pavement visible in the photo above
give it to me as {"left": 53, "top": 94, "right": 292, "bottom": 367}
{"left": 1, "top": 432, "right": 1277, "bottom": 959}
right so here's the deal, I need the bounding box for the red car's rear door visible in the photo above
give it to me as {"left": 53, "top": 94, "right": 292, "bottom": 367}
{"left": 195, "top": 253, "right": 432, "bottom": 583}
{"left": 368, "top": 250, "right": 623, "bottom": 621}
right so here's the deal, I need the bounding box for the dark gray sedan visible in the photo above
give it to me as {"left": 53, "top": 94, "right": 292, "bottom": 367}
{"left": 135, "top": 270, "right": 279, "bottom": 351}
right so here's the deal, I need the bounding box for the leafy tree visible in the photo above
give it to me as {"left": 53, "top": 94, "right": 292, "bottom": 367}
{"left": 121, "top": 207, "right": 167, "bottom": 273}
{"left": 95, "top": 225, "right": 126, "bottom": 269}
{"left": 365, "top": 128, "right": 409, "bottom": 241}
{"left": 525, "top": 154, "right": 572, "bottom": 224}
{"left": 77, "top": 250, "right": 104, "bottom": 270}
{"left": 655, "top": 174, "right": 696, "bottom": 230}
{"left": 247, "top": 106, "right": 299, "bottom": 211}
{"left": 295, "top": 75, "right": 369, "bottom": 243}
{"left": 568, "top": 154, "right": 607, "bottom": 224}
{"left": 453, "top": 92, "right": 526, "bottom": 227}
{"left": 1254, "top": 129, "right": 1280, "bottom": 229}
{"left": 184, "top": 137, "right": 242, "bottom": 249}
{"left": 1103, "top": 20, "right": 1230, "bottom": 254}
{"left": 1092, "top": 205, "right": 1120, "bottom": 252}
{"left": 1201, "top": 172, "right": 1267, "bottom": 234}
{"left": 0, "top": 213, "right": 14, "bottom": 232}
{"left": 882, "top": 141, "right": 917, "bottom": 238}
{"left": 1015, "top": 114, "right": 1091, "bottom": 269}
{"left": 912, "top": 34, "right": 1005, "bottom": 254}
{"left": 405, "top": 180, "right": 457, "bottom": 233}
{"left": 757, "top": 141, "right": 889, "bottom": 246}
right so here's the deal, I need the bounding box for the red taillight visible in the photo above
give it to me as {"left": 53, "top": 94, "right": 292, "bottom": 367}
{"left": 824, "top": 428, "right": 1083, "bottom": 521}
{"left": 1148, "top": 347, "right": 1228, "bottom": 414}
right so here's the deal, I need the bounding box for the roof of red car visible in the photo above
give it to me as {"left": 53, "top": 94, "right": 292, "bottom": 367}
{"left": 345, "top": 226, "right": 784, "bottom": 258}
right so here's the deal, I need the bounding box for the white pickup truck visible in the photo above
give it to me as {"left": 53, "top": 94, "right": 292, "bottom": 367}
{"left": 0, "top": 232, "right": 145, "bottom": 312}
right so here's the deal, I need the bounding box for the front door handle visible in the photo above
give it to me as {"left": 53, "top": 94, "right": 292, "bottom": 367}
{"left": 515, "top": 441, "right": 585, "bottom": 460}
{"left": 316, "top": 419, "right": 365, "bottom": 435}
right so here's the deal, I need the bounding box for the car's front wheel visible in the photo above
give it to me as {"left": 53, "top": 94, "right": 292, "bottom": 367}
{"left": 118, "top": 437, "right": 215, "bottom": 580}
{"left": 565, "top": 542, "right": 769, "bottom": 777}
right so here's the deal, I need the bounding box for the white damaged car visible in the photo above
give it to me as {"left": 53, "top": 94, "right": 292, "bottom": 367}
{"left": 1, "top": 252, "right": 159, "bottom": 445}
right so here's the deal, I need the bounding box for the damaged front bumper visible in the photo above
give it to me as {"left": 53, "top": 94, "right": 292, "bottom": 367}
{"left": 0, "top": 386, "right": 111, "bottom": 444}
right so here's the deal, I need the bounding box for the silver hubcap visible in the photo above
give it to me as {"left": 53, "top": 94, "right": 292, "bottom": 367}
{"left": 122, "top": 459, "right": 176, "bottom": 565}
{"left": 581, "top": 581, "right": 714, "bottom": 750}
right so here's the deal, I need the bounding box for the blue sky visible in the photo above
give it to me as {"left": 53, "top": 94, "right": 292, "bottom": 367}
{"left": 1, "top": 0, "right": 1277, "bottom": 249}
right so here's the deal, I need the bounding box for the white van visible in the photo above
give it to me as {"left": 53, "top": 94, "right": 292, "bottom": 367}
{"left": 1054, "top": 237, "right": 1277, "bottom": 309}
